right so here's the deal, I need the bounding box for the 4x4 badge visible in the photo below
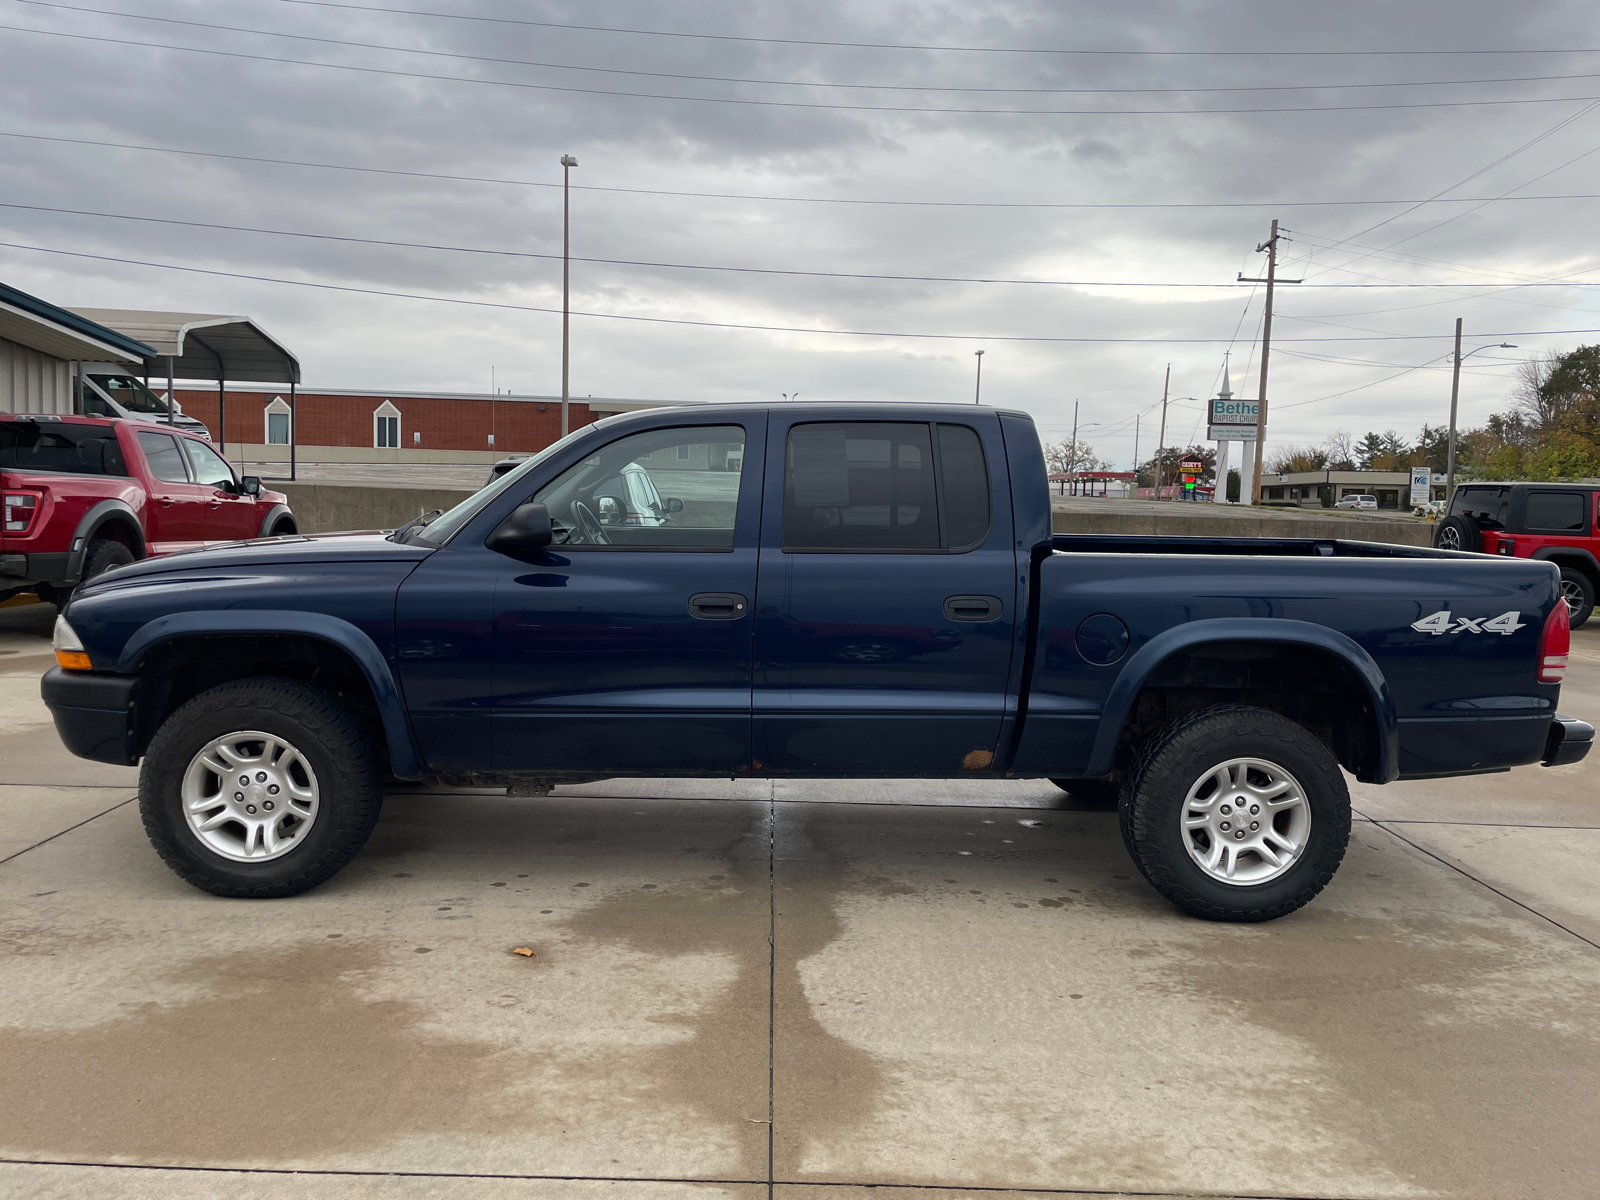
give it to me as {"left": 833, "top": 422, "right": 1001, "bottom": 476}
{"left": 1411, "top": 610, "right": 1526, "bottom": 636}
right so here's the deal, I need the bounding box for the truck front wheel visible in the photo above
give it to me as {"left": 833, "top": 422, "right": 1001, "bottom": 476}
{"left": 1119, "top": 705, "right": 1350, "bottom": 922}
{"left": 139, "top": 679, "right": 383, "bottom": 897}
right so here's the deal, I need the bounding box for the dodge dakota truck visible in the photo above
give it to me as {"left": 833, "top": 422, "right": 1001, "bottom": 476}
{"left": 40, "top": 403, "right": 1593, "bottom": 921}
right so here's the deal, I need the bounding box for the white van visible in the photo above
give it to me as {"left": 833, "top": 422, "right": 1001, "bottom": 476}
{"left": 76, "top": 363, "right": 213, "bottom": 441}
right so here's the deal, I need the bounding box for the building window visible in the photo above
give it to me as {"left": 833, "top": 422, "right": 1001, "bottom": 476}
{"left": 265, "top": 396, "right": 291, "bottom": 445}
{"left": 676, "top": 444, "right": 690, "bottom": 461}
{"left": 374, "top": 401, "right": 401, "bottom": 448}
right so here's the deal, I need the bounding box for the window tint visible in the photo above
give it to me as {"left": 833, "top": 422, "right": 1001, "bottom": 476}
{"left": 937, "top": 423, "right": 991, "bottom": 549}
{"left": 182, "top": 439, "right": 236, "bottom": 489}
{"left": 785, "top": 423, "right": 939, "bottom": 551}
{"left": 136, "top": 431, "right": 190, "bottom": 483}
{"left": 533, "top": 425, "right": 745, "bottom": 549}
{"left": 1524, "top": 490, "right": 1588, "bottom": 532}
{"left": 0, "top": 419, "right": 126, "bottom": 476}
{"left": 1452, "top": 486, "right": 1510, "bottom": 528}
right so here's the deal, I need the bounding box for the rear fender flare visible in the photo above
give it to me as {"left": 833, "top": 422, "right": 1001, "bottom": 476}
{"left": 116, "top": 609, "right": 422, "bottom": 779}
{"left": 1085, "top": 617, "right": 1399, "bottom": 783}
{"left": 67, "top": 499, "right": 147, "bottom": 581}
{"left": 256, "top": 503, "right": 296, "bottom": 538}
{"left": 1530, "top": 546, "right": 1600, "bottom": 582}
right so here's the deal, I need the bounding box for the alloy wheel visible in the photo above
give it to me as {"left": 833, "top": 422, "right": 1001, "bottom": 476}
{"left": 181, "top": 731, "right": 320, "bottom": 862}
{"left": 1180, "top": 757, "right": 1312, "bottom": 885}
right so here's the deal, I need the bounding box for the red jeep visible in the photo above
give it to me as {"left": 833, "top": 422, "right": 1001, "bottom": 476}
{"left": 1433, "top": 481, "right": 1600, "bottom": 627}
{"left": 2, "top": 414, "right": 296, "bottom": 605}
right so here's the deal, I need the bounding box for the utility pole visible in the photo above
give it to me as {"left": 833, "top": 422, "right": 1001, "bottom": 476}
{"left": 1155, "top": 364, "right": 1170, "bottom": 499}
{"left": 1237, "top": 219, "right": 1302, "bottom": 504}
{"left": 1068, "top": 399, "right": 1079, "bottom": 496}
{"left": 560, "top": 154, "right": 578, "bottom": 437}
{"left": 973, "top": 350, "right": 985, "bottom": 404}
{"left": 1132, "top": 413, "right": 1140, "bottom": 496}
{"left": 1447, "top": 317, "right": 1463, "bottom": 496}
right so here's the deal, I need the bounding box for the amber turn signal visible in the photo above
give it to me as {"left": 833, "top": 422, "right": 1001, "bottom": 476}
{"left": 55, "top": 650, "right": 92, "bottom": 671}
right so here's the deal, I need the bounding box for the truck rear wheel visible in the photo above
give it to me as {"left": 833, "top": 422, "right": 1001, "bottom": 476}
{"left": 1119, "top": 705, "right": 1350, "bottom": 922}
{"left": 139, "top": 679, "right": 382, "bottom": 897}
{"left": 81, "top": 538, "right": 134, "bottom": 583}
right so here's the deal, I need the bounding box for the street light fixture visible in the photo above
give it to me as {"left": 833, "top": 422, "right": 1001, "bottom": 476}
{"left": 782, "top": 393, "right": 799, "bottom": 402}
{"left": 973, "top": 350, "right": 984, "bottom": 404}
{"left": 560, "top": 154, "right": 578, "bottom": 437}
{"left": 1446, "top": 316, "right": 1516, "bottom": 495}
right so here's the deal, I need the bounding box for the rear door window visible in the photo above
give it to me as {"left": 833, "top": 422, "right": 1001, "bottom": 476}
{"left": 782, "top": 421, "right": 992, "bottom": 552}
{"left": 0, "top": 419, "right": 127, "bottom": 476}
{"left": 136, "top": 431, "right": 191, "bottom": 483}
{"left": 1453, "top": 486, "right": 1510, "bottom": 528}
{"left": 1524, "top": 490, "right": 1589, "bottom": 533}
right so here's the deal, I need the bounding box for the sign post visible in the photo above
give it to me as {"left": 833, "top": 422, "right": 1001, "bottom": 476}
{"left": 1410, "top": 466, "right": 1431, "bottom": 509}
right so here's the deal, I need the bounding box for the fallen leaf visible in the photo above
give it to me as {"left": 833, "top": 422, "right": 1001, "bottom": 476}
{"left": 512, "top": 946, "right": 536, "bottom": 957}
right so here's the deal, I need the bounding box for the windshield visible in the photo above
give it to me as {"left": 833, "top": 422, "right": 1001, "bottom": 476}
{"left": 88, "top": 374, "right": 171, "bottom": 416}
{"left": 411, "top": 425, "right": 595, "bottom": 546}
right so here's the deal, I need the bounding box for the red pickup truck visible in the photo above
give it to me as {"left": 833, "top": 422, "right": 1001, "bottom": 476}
{"left": 2, "top": 414, "right": 296, "bottom": 605}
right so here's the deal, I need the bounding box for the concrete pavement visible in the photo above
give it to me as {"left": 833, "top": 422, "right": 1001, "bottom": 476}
{"left": 3, "top": 600, "right": 1599, "bottom": 1198}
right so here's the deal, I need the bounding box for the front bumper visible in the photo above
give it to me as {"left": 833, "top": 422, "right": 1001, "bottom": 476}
{"left": 40, "top": 666, "right": 138, "bottom": 765}
{"left": 1542, "top": 714, "right": 1595, "bottom": 768}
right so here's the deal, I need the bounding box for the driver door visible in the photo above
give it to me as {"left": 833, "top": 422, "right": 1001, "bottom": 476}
{"left": 490, "top": 419, "right": 764, "bottom": 773}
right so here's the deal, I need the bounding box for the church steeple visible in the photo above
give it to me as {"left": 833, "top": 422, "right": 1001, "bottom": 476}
{"left": 1217, "top": 352, "right": 1233, "bottom": 400}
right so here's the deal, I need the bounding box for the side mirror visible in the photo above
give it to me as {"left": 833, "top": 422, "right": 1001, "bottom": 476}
{"left": 665, "top": 497, "right": 684, "bottom": 513}
{"left": 239, "top": 476, "right": 262, "bottom": 497}
{"left": 486, "top": 501, "right": 553, "bottom": 560}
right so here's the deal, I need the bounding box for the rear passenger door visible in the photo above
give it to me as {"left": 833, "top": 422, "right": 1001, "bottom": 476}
{"left": 133, "top": 430, "right": 208, "bottom": 553}
{"left": 752, "top": 415, "right": 1018, "bottom": 775}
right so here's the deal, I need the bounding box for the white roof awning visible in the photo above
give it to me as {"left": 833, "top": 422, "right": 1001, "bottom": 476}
{"left": 69, "top": 309, "right": 301, "bottom": 384}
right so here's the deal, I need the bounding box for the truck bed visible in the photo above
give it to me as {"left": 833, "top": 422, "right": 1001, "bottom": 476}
{"left": 1051, "top": 533, "right": 1456, "bottom": 559}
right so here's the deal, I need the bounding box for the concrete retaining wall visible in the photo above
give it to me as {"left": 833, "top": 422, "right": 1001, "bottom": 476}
{"left": 275, "top": 481, "right": 1435, "bottom": 546}
{"left": 277, "top": 482, "right": 477, "bottom": 534}
{"left": 1053, "top": 506, "right": 1432, "bottom": 546}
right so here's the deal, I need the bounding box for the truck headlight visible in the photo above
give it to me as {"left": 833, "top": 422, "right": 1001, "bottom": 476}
{"left": 53, "top": 615, "right": 92, "bottom": 671}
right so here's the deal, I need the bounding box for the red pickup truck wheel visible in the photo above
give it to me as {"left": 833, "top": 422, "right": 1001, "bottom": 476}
{"left": 1119, "top": 705, "right": 1351, "bottom": 922}
{"left": 138, "top": 678, "right": 383, "bottom": 897}
{"left": 81, "top": 538, "right": 134, "bottom": 583}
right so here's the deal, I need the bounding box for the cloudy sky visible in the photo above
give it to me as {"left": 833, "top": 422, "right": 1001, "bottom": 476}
{"left": 4, "top": 0, "right": 1600, "bottom": 466}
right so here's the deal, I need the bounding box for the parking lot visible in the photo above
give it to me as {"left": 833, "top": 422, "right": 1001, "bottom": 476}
{"left": 2, "top": 597, "right": 1598, "bottom": 1199}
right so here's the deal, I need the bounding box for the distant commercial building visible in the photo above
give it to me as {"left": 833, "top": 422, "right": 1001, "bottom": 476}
{"left": 1261, "top": 469, "right": 1439, "bottom": 509}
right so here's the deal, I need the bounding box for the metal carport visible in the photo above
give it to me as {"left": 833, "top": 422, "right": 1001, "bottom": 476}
{"left": 69, "top": 309, "right": 303, "bottom": 479}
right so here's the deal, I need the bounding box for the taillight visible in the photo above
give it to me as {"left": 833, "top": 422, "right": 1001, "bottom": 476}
{"left": 1539, "top": 597, "right": 1570, "bottom": 684}
{"left": 3, "top": 491, "right": 40, "bottom": 534}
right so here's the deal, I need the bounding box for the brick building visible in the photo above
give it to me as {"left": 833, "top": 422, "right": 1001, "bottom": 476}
{"left": 168, "top": 386, "right": 671, "bottom": 457}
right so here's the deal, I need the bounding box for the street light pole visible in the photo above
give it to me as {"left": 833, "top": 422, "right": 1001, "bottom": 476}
{"left": 973, "top": 350, "right": 984, "bottom": 404}
{"left": 560, "top": 154, "right": 578, "bottom": 437}
{"left": 1446, "top": 323, "right": 1517, "bottom": 497}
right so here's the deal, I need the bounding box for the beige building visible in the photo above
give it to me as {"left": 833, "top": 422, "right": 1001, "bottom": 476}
{"left": 1261, "top": 470, "right": 1427, "bottom": 510}
{"left": 1, "top": 281, "right": 154, "bottom": 414}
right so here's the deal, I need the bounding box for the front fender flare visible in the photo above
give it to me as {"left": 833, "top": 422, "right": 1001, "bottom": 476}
{"left": 1084, "top": 618, "right": 1399, "bottom": 783}
{"left": 116, "top": 610, "right": 423, "bottom": 779}
{"left": 255, "top": 503, "right": 296, "bottom": 538}
{"left": 67, "top": 499, "right": 147, "bottom": 581}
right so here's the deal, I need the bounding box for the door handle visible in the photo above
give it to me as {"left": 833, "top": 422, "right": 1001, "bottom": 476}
{"left": 158, "top": 496, "right": 175, "bottom": 507}
{"left": 688, "top": 592, "right": 748, "bottom": 620}
{"left": 944, "top": 595, "right": 1002, "bottom": 622}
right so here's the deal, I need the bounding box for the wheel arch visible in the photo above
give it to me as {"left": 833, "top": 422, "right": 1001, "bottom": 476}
{"left": 66, "top": 499, "right": 147, "bottom": 581}
{"left": 1530, "top": 546, "right": 1600, "bottom": 584}
{"left": 1085, "top": 619, "right": 1399, "bottom": 784}
{"left": 120, "top": 611, "right": 422, "bottom": 779}
{"left": 256, "top": 503, "right": 297, "bottom": 538}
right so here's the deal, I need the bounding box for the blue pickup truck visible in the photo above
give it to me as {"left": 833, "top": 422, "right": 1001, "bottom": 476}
{"left": 41, "top": 403, "right": 1592, "bottom": 921}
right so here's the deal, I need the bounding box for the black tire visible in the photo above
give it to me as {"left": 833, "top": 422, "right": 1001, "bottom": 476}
{"left": 1432, "top": 513, "right": 1481, "bottom": 553}
{"left": 1119, "top": 704, "right": 1351, "bottom": 922}
{"left": 269, "top": 518, "right": 298, "bottom": 537}
{"left": 81, "top": 538, "right": 134, "bottom": 583}
{"left": 1049, "top": 778, "right": 1121, "bottom": 809}
{"left": 139, "top": 678, "right": 382, "bottom": 898}
{"left": 1559, "top": 568, "right": 1595, "bottom": 630}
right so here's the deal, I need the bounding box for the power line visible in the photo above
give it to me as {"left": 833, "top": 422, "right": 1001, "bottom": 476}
{"left": 272, "top": 0, "right": 1600, "bottom": 58}
{"left": 10, "top": 23, "right": 1600, "bottom": 116}
{"left": 8, "top": 130, "right": 1600, "bottom": 212}
{"left": 13, "top": 199, "right": 1600, "bottom": 290}
{"left": 17, "top": 1, "right": 1600, "bottom": 97}
{"left": 9, "top": 238, "right": 1600, "bottom": 344}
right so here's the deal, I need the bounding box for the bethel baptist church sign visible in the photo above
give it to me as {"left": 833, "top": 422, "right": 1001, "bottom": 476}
{"left": 1209, "top": 397, "right": 1259, "bottom": 441}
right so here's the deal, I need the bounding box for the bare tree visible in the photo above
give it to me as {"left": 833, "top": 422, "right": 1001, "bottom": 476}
{"left": 1323, "top": 429, "right": 1356, "bottom": 471}
{"left": 1512, "top": 350, "right": 1565, "bottom": 431}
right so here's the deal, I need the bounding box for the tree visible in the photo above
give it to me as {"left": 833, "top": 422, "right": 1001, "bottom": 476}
{"left": 1323, "top": 430, "right": 1357, "bottom": 471}
{"left": 1410, "top": 423, "right": 1449, "bottom": 471}
{"left": 1044, "top": 437, "right": 1114, "bottom": 477}
{"left": 1266, "top": 444, "right": 1328, "bottom": 474}
{"left": 1357, "top": 430, "right": 1410, "bottom": 470}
